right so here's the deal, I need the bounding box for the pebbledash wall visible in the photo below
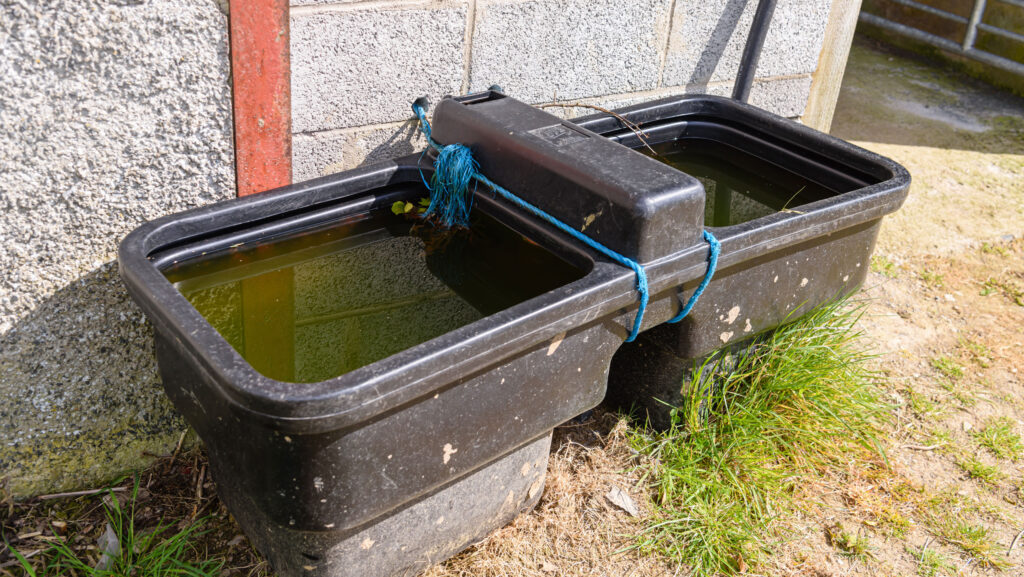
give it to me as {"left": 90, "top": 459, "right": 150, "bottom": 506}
{"left": 1, "top": 0, "right": 859, "bottom": 497}
{"left": 1, "top": 0, "right": 235, "bottom": 498}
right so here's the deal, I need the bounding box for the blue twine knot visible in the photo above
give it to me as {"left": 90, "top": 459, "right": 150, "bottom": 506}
{"left": 410, "top": 99, "right": 718, "bottom": 342}
{"left": 425, "top": 143, "right": 477, "bottom": 229}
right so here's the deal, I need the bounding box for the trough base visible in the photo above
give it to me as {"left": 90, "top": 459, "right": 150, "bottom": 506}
{"left": 605, "top": 336, "right": 760, "bottom": 430}
{"left": 217, "top": 433, "right": 551, "bottom": 577}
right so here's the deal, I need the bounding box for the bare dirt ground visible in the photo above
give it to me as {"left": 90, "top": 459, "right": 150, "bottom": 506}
{"left": 2, "top": 38, "right": 1022, "bottom": 577}
{"left": 793, "top": 39, "right": 1024, "bottom": 576}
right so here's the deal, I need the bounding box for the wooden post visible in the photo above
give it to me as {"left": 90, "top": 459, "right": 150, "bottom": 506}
{"left": 803, "top": 0, "right": 864, "bottom": 133}
{"left": 229, "top": 0, "right": 292, "bottom": 197}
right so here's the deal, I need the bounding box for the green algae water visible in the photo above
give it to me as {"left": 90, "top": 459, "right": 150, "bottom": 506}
{"left": 643, "top": 139, "right": 837, "bottom": 227}
{"left": 162, "top": 208, "right": 586, "bottom": 383}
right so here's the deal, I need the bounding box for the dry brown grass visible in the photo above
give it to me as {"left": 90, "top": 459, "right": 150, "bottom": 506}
{"left": 423, "top": 413, "right": 675, "bottom": 577}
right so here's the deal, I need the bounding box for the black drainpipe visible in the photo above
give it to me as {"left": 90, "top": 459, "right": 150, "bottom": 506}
{"left": 732, "top": 0, "right": 779, "bottom": 103}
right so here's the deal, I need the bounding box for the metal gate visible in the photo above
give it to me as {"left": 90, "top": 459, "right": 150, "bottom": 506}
{"left": 860, "top": 0, "right": 1024, "bottom": 77}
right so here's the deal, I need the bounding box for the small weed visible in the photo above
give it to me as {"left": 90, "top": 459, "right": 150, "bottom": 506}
{"left": 999, "top": 392, "right": 1024, "bottom": 411}
{"left": 627, "top": 300, "right": 885, "bottom": 576}
{"left": 927, "top": 428, "right": 955, "bottom": 450}
{"left": 921, "top": 478, "right": 1016, "bottom": 542}
{"left": 936, "top": 520, "right": 1010, "bottom": 569}
{"left": 974, "top": 417, "right": 1024, "bottom": 460}
{"left": 934, "top": 382, "right": 975, "bottom": 409}
{"left": 936, "top": 379, "right": 975, "bottom": 409}
{"left": 889, "top": 477, "right": 925, "bottom": 502}
{"left": 980, "top": 241, "right": 1010, "bottom": 257}
{"left": 911, "top": 544, "right": 955, "bottom": 577}
{"left": 952, "top": 389, "right": 978, "bottom": 408}
{"left": 922, "top": 489, "right": 972, "bottom": 519}
{"left": 829, "top": 526, "right": 873, "bottom": 560}
{"left": 979, "top": 277, "right": 1024, "bottom": 306}
{"left": 930, "top": 357, "right": 964, "bottom": 380}
{"left": 958, "top": 455, "right": 1004, "bottom": 484}
{"left": 959, "top": 338, "right": 992, "bottom": 368}
{"left": 874, "top": 506, "right": 912, "bottom": 538}
{"left": 907, "top": 387, "right": 942, "bottom": 417}
{"left": 919, "top": 269, "right": 944, "bottom": 288}
{"left": 871, "top": 255, "right": 899, "bottom": 278}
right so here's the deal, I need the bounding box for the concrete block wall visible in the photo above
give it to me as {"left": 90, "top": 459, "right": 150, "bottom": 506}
{"left": 291, "top": 0, "right": 835, "bottom": 181}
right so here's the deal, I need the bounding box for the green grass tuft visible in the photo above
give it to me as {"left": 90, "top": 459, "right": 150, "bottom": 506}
{"left": 918, "top": 269, "right": 944, "bottom": 289}
{"left": 936, "top": 520, "right": 1011, "bottom": 569}
{"left": 980, "top": 277, "right": 1024, "bottom": 306}
{"left": 907, "top": 387, "right": 945, "bottom": 418}
{"left": 980, "top": 241, "right": 1010, "bottom": 257}
{"left": 627, "top": 300, "right": 887, "bottom": 576}
{"left": 831, "top": 527, "right": 873, "bottom": 560}
{"left": 930, "top": 357, "right": 964, "bottom": 380}
{"left": 910, "top": 544, "right": 955, "bottom": 577}
{"left": 960, "top": 338, "right": 993, "bottom": 368}
{"left": 871, "top": 255, "right": 899, "bottom": 278}
{"left": 7, "top": 480, "right": 222, "bottom": 577}
{"left": 958, "top": 455, "right": 1005, "bottom": 483}
{"left": 875, "top": 506, "right": 912, "bottom": 538}
{"left": 927, "top": 428, "right": 955, "bottom": 452}
{"left": 974, "top": 417, "right": 1024, "bottom": 460}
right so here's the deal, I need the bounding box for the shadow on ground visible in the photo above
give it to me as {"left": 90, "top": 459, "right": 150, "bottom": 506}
{"left": 833, "top": 38, "right": 1024, "bottom": 155}
{"left": 0, "top": 264, "right": 186, "bottom": 497}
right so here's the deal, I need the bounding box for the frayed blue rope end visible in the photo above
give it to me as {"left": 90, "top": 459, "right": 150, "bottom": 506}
{"left": 413, "top": 101, "right": 476, "bottom": 229}
{"left": 425, "top": 143, "right": 477, "bottom": 229}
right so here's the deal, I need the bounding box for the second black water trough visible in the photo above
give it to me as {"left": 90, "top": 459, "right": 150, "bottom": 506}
{"left": 573, "top": 94, "right": 911, "bottom": 426}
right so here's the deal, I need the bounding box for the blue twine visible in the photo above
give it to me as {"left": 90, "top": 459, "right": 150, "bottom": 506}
{"left": 412, "top": 104, "right": 476, "bottom": 228}
{"left": 411, "top": 100, "right": 717, "bottom": 342}
{"left": 666, "top": 230, "right": 720, "bottom": 324}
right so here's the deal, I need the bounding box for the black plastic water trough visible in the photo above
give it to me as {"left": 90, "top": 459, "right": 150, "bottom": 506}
{"left": 119, "top": 92, "right": 909, "bottom": 576}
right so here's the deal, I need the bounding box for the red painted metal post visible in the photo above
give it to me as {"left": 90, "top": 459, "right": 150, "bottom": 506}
{"left": 229, "top": 0, "right": 292, "bottom": 197}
